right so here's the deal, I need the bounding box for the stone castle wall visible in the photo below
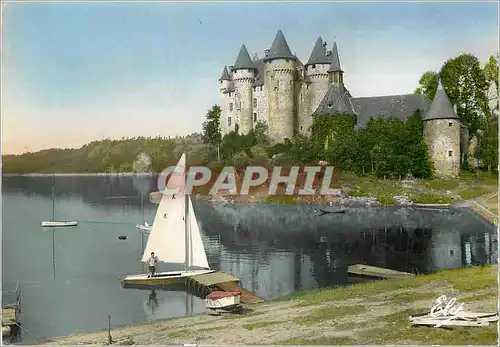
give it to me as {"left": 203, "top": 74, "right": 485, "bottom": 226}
{"left": 424, "top": 119, "right": 461, "bottom": 177}
{"left": 264, "top": 59, "right": 296, "bottom": 144}
{"left": 233, "top": 69, "right": 255, "bottom": 135}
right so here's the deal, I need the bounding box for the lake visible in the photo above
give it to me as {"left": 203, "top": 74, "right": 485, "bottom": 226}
{"left": 2, "top": 175, "right": 497, "bottom": 342}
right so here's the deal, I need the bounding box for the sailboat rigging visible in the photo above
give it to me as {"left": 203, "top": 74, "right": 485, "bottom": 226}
{"left": 41, "top": 175, "right": 78, "bottom": 228}
{"left": 121, "top": 153, "right": 214, "bottom": 287}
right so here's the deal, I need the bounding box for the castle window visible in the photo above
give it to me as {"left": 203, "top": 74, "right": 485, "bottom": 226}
{"left": 229, "top": 103, "right": 233, "bottom": 112}
{"left": 290, "top": 81, "right": 293, "bottom": 85}
{"left": 228, "top": 117, "right": 232, "bottom": 127}
{"left": 253, "top": 113, "right": 257, "bottom": 122}
{"left": 328, "top": 104, "right": 333, "bottom": 108}
{"left": 300, "top": 126, "right": 303, "bottom": 131}
{"left": 448, "top": 150, "right": 453, "bottom": 157}
{"left": 312, "top": 64, "right": 316, "bottom": 69}
{"left": 448, "top": 122, "right": 453, "bottom": 127}
{"left": 253, "top": 98, "right": 257, "bottom": 107}
{"left": 274, "top": 86, "right": 278, "bottom": 91}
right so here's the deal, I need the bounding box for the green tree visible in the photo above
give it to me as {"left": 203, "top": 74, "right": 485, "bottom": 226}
{"left": 201, "top": 105, "right": 222, "bottom": 148}
{"left": 483, "top": 55, "right": 499, "bottom": 115}
{"left": 440, "top": 54, "right": 490, "bottom": 135}
{"left": 414, "top": 71, "right": 439, "bottom": 100}
{"left": 479, "top": 115, "right": 499, "bottom": 172}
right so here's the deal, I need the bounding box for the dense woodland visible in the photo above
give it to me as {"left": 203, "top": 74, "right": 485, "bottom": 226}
{"left": 3, "top": 53, "right": 498, "bottom": 178}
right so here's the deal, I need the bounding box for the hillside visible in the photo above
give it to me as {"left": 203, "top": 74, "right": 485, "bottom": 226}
{"left": 2, "top": 134, "right": 208, "bottom": 174}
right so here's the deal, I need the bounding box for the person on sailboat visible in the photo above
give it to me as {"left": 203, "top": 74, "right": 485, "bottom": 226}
{"left": 147, "top": 252, "right": 159, "bottom": 278}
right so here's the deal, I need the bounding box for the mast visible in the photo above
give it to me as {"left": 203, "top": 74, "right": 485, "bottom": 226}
{"left": 184, "top": 156, "right": 190, "bottom": 272}
{"left": 52, "top": 174, "right": 56, "bottom": 221}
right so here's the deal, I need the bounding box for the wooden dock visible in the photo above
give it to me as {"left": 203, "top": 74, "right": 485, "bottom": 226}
{"left": 189, "top": 271, "right": 264, "bottom": 304}
{"left": 2, "top": 283, "right": 21, "bottom": 341}
{"left": 348, "top": 264, "right": 415, "bottom": 280}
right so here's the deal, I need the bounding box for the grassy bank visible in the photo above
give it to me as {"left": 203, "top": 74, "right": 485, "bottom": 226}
{"left": 45, "top": 265, "right": 498, "bottom": 345}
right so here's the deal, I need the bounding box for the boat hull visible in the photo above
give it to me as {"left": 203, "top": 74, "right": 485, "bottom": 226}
{"left": 121, "top": 269, "right": 215, "bottom": 288}
{"left": 205, "top": 295, "right": 241, "bottom": 309}
{"left": 42, "top": 221, "right": 78, "bottom": 228}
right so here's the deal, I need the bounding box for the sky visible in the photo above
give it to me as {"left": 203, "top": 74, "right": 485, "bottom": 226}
{"left": 1, "top": 1, "right": 498, "bottom": 155}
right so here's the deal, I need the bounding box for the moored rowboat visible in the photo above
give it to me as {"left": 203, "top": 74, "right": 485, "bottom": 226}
{"left": 41, "top": 220, "right": 78, "bottom": 228}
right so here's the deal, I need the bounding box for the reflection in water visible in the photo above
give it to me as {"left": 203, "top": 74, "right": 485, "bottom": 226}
{"left": 2, "top": 175, "right": 498, "bottom": 341}
{"left": 146, "top": 290, "right": 159, "bottom": 315}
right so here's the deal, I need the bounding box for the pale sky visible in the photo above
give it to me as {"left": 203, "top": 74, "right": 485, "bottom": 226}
{"left": 1, "top": 1, "right": 498, "bottom": 155}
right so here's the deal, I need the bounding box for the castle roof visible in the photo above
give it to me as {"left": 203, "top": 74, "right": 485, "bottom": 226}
{"left": 305, "top": 37, "right": 331, "bottom": 67}
{"left": 312, "top": 83, "right": 357, "bottom": 116}
{"left": 233, "top": 45, "right": 256, "bottom": 71}
{"left": 219, "top": 66, "right": 231, "bottom": 81}
{"left": 328, "top": 42, "right": 343, "bottom": 73}
{"left": 264, "top": 30, "right": 296, "bottom": 61}
{"left": 351, "top": 93, "right": 431, "bottom": 127}
{"left": 422, "top": 79, "right": 459, "bottom": 121}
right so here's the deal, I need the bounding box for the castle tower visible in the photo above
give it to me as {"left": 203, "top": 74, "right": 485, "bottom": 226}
{"left": 219, "top": 66, "right": 232, "bottom": 135}
{"left": 232, "top": 45, "right": 257, "bottom": 135}
{"left": 423, "top": 79, "right": 461, "bottom": 178}
{"left": 299, "top": 36, "right": 331, "bottom": 135}
{"left": 264, "top": 30, "right": 296, "bottom": 144}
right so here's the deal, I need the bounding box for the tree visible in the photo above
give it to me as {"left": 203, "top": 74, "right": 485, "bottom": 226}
{"left": 201, "top": 105, "right": 222, "bottom": 148}
{"left": 251, "top": 121, "right": 269, "bottom": 146}
{"left": 479, "top": 115, "right": 499, "bottom": 172}
{"left": 440, "top": 54, "right": 490, "bottom": 136}
{"left": 414, "top": 71, "right": 439, "bottom": 100}
{"left": 483, "top": 55, "right": 499, "bottom": 115}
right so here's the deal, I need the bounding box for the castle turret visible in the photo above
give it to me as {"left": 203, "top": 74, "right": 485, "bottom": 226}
{"left": 264, "top": 29, "right": 296, "bottom": 144}
{"left": 328, "top": 42, "right": 344, "bottom": 84}
{"left": 231, "top": 45, "right": 256, "bottom": 135}
{"left": 299, "top": 37, "right": 332, "bottom": 135}
{"left": 423, "top": 79, "right": 461, "bottom": 178}
{"left": 219, "top": 66, "right": 231, "bottom": 92}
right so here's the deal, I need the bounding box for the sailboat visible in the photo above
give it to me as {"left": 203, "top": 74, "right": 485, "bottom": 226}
{"left": 136, "top": 190, "right": 152, "bottom": 233}
{"left": 121, "top": 153, "right": 215, "bottom": 287}
{"left": 41, "top": 175, "right": 78, "bottom": 228}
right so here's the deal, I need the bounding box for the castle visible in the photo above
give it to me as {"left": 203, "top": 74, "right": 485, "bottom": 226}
{"left": 218, "top": 30, "right": 461, "bottom": 178}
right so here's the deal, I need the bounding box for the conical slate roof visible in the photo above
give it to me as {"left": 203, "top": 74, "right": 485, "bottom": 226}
{"left": 328, "top": 42, "right": 343, "bottom": 73}
{"left": 312, "top": 83, "right": 356, "bottom": 116}
{"left": 264, "top": 29, "right": 296, "bottom": 61}
{"left": 423, "top": 79, "right": 459, "bottom": 121}
{"left": 232, "top": 45, "right": 256, "bottom": 70}
{"left": 219, "top": 66, "right": 231, "bottom": 81}
{"left": 305, "top": 36, "right": 331, "bottom": 67}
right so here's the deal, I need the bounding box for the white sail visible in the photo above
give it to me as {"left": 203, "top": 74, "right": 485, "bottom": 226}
{"left": 141, "top": 154, "right": 187, "bottom": 263}
{"left": 187, "top": 195, "right": 210, "bottom": 269}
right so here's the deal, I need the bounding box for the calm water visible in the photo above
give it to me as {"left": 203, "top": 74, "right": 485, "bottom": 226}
{"left": 2, "top": 175, "right": 497, "bottom": 342}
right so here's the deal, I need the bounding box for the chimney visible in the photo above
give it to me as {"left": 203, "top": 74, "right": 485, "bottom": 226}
{"left": 264, "top": 49, "right": 270, "bottom": 57}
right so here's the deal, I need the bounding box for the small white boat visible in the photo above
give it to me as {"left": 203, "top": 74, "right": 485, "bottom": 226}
{"left": 136, "top": 222, "right": 152, "bottom": 233}
{"left": 205, "top": 291, "right": 241, "bottom": 309}
{"left": 42, "top": 220, "right": 78, "bottom": 228}
{"left": 42, "top": 175, "right": 77, "bottom": 229}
